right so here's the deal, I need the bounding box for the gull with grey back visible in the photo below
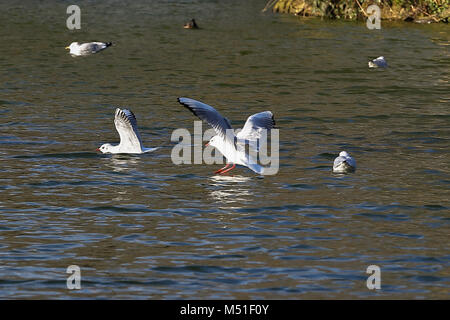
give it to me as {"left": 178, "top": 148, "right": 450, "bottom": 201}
{"left": 368, "top": 56, "right": 387, "bottom": 68}
{"left": 65, "top": 42, "right": 112, "bottom": 56}
{"left": 332, "top": 151, "right": 356, "bottom": 173}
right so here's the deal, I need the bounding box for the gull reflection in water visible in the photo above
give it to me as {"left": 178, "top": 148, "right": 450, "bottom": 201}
{"left": 103, "top": 155, "right": 142, "bottom": 202}
{"left": 208, "top": 175, "right": 254, "bottom": 208}
{"left": 112, "top": 189, "right": 130, "bottom": 202}
{"left": 106, "top": 154, "right": 141, "bottom": 173}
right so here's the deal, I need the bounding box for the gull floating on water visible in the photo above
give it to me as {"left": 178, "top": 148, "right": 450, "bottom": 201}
{"left": 368, "top": 56, "right": 387, "bottom": 68}
{"left": 97, "top": 108, "right": 157, "bottom": 154}
{"left": 65, "top": 42, "right": 112, "bottom": 56}
{"left": 332, "top": 151, "right": 356, "bottom": 173}
{"left": 178, "top": 97, "right": 275, "bottom": 175}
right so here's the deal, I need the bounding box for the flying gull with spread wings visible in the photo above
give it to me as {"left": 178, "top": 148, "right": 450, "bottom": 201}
{"left": 97, "top": 108, "right": 157, "bottom": 154}
{"left": 178, "top": 97, "right": 276, "bottom": 175}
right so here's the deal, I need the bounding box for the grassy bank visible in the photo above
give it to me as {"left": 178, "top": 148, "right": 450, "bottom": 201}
{"left": 263, "top": 0, "right": 449, "bottom": 23}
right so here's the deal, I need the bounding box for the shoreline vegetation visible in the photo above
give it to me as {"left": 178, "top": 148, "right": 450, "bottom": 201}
{"left": 263, "top": 0, "right": 449, "bottom": 23}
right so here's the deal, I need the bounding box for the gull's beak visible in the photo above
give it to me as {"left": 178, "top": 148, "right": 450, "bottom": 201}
{"left": 65, "top": 46, "right": 70, "bottom": 50}
{"left": 205, "top": 142, "right": 209, "bottom": 147}
{"left": 96, "top": 148, "right": 100, "bottom": 151}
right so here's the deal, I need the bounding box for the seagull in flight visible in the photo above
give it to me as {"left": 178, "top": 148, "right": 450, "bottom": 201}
{"left": 332, "top": 151, "right": 356, "bottom": 173}
{"left": 97, "top": 108, "right": 157, "bottom": 154}
{"left": 65, "top": 42, "right": 112, "bottom": 56}
{"left": 178, "top": 97, "right": 276, "bottom": 175}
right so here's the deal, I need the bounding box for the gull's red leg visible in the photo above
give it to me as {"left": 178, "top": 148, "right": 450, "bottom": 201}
{"left": 215, "top": 163, "right": 230, "bottom": 174}
{"left": 218, "top": 163, "right": 236, "bottom": 175}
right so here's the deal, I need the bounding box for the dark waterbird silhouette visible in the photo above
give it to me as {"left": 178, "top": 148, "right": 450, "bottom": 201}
{"left": 184, "top": 18, "right": 199, "bottom": 29}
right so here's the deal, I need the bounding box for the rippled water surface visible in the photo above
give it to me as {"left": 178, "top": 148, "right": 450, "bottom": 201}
{"left": 0, "top": 0, "right": 449, "bottom": 299}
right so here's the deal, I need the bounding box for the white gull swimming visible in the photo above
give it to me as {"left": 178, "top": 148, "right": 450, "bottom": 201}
{"left": 65, "top": 42, "right": 112, "bottom": 56}
{"left": 98, "top": 108, "right": 157, "bottom": 154}
{"left": 178, "top": 97, "right": 276, "bottom": 175}
{"left": 332, "top": 151, "right": 356, "bottom": 173}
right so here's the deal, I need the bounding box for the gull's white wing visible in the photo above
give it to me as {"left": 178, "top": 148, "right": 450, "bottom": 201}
{"left": 114, "top": 108, "right": 143, "bottom": 150}
{"left": 178, "top": 97, "right": 235, "bottom": 142}
{"left": 236, "top": 111, "right": 275, "bottom": 141}
{"left": 236, "top": 111, "right": 275, "bottom": 151}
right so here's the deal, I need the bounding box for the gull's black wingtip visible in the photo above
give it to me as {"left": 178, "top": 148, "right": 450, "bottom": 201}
{"left": 106, "top": 42, "right": 113, "bottom": 47}
{"left": 177, "top": 97, "right": 187, "bottom": 108}
{"left": 177, "top": 97, "right": 200, "bottom": 118}
{"left": 177, "top": 97, "right": 190, "bottom": 108}
{"left": 177, "top": 97, "right": 189, "bottom": 109}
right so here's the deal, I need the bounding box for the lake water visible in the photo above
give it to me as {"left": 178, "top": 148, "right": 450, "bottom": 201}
{"left": 0, "top": 0, "right": 449, "bottom": 299}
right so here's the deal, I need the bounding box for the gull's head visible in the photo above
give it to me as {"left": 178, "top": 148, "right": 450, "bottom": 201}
{"left": 97, "top": 143, "right": 113, "bottom": 153}
{"left": 206, "top": 135, "right": 220, "bottom": 148}
{"left": 65, "top": 42, "right": 79, "bottom": 50}
{"left": 339, "top": 151, "right": 350, "bottom": 157}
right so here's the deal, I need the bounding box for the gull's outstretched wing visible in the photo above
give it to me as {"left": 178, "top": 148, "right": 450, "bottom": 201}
{"left": 114, "top": 108, "right": 143, "bottom": 150}
{"left": 178, "top": 97, "right": 235, "bottom": 141}
{"left": 236, "top": 111, "right": 275, "bottom": 141}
